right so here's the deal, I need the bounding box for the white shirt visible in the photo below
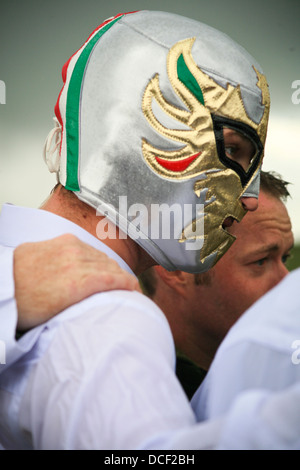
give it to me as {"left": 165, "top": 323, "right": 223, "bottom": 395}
{"left": 191, "top": 268, "right": 300, "bottom": 449}
{"left": 0, "top": 203, "right": 135, "bottom": 370}
{"left": 0, "top": 204, "right": 197, "bottom": 449}
{"left": 1, "top": 204, "right": 300, "bottom": 450}
{"left": 0, "top": 244, "right": 17, "bottom": 364}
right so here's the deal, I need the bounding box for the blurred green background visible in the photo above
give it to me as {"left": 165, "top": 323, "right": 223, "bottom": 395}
{"left": 287, "top": 245, "right": 300, "bottom": 271}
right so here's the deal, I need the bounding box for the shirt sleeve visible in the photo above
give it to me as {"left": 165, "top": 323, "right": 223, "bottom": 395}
{"left": 19, "top": 291, "right": 197, "bottom": 450}
{"left": 215, "top": 383, "right": 300, "bottom": 449}
{"left": 0, "top": 246, "right": 18, "bottom": 369}
{"left": 169, "top": 383, "right": 300, "bottom": 450}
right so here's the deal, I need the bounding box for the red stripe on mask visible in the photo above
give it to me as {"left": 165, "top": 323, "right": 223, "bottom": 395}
{"left": 155, "top": 152, "right": 201, "bottom": 172}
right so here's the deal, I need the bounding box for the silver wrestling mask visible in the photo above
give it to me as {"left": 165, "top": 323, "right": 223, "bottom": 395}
{"left": 45, "top": 10, "right": 270, "bottom": 273}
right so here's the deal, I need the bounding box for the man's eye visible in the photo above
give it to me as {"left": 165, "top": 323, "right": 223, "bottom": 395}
{"left": 255, "top": 257, "right": 267, "bottom": 266}
{"left": 282, "top": 254, "right": 291, "bottom": 264}
{"left": 225, "top": 146, "right": 237, "bottom": 158}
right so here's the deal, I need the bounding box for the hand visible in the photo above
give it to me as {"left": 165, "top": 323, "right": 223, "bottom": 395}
{"left": 14, "top": 234, "right": 141, "bottom": 331}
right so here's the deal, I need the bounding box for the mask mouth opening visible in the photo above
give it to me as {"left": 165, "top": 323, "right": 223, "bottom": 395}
{"left": 212, "top": 114, "right": 263, "bottom": 187}
{"left": 222, "top": 216, "right": 236, "bottom": 231}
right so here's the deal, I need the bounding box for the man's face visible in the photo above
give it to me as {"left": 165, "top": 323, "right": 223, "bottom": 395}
{"left": 180, "top": 126, "right": 262, "bottom": 270}
{"left": 188, "top": 190, "right": 294, "bottom": 346}
{"left": 140, "top": 36, "right": 269, "bottom": 273}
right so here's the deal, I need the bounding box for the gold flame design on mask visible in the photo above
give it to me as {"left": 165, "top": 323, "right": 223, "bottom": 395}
{"left": 180, "top": 170, "right": 247, "bottom": 268}
{"left": 142, "top": 37, "right": 270, "bottom": 182}
{"left": 142, "top": 37, "right": 270, "bottom": 268}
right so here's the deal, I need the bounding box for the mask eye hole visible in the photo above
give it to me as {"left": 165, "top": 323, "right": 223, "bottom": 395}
{"left": 223, "top": 127, "right": 257, "bottom": 172}
{"left": 212, "top": 114, "right": 264, "bottom": 187}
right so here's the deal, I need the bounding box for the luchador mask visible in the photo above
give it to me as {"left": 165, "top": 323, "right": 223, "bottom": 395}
{"left": 45, "top": 11, "right": 270, "bottom": 273}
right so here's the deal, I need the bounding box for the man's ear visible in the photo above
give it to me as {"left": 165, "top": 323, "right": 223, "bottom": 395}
{"left": 154, "top": 265, "right": 193, "bottom": 297}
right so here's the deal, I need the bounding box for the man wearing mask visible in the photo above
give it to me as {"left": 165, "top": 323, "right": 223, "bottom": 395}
{"left": 0, "top": 10, "right": 271, "bottom": 449}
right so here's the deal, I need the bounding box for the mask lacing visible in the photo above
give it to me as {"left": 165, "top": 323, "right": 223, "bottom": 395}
{"left": 43, "top": 117, "right": 62, "bottom": 180}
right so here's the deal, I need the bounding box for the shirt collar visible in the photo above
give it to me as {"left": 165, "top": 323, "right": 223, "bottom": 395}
{"left": 0, "top": 204, "right": 135, "bottom": 276}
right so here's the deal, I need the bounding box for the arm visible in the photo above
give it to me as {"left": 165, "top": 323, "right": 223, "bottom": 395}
{"left": 214, "top": 384, "right": 300, "bottom": 450}
{"left": 168, "top": 383, "right": 300, "bottom": 450}
{"left": 0, "top": 246, "right": 18, "bottom": 359}
{"left": 14, "top": 234, "right": 140, "bottom": 331}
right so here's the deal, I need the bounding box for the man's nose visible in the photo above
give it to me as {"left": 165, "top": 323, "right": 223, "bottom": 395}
{"left": 272, "top": 262, "right": 289, "bottom": 289}
{"left": 279, "top": 263, "right": 289, "bottom": 281}
{"left": 240, "top": 196, "right": 259, "bottom": 212}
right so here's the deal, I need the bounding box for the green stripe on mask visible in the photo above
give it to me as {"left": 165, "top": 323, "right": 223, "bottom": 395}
{"left": 65, "top": 15, "right": 123, "bottom": 191}
{"left": 177, "top": 53, "right": 204, "bottom": 106}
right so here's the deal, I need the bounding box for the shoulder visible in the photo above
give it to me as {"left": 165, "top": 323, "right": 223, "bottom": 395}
{"left": 50, "top": 289, "right": 169, "bottom": 329}
{"left": 45, "top": 289, "right": 174, "bottom": 360}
